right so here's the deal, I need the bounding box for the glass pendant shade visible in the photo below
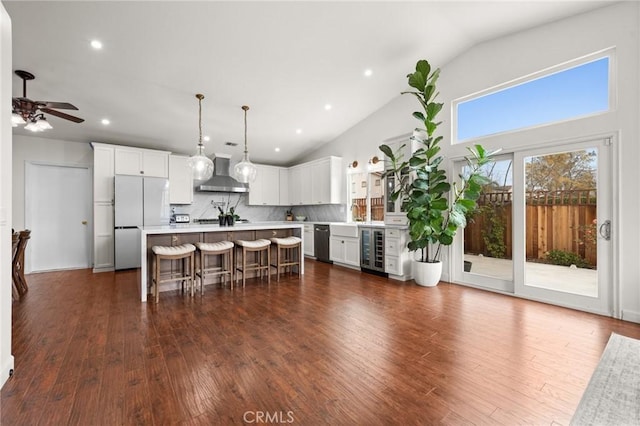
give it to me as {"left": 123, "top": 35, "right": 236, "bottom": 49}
{"left": 234, "top": 105, "right": 257, "bottom": 183}
{"left": 188, "top": 93, "right": 214, "bottom": 181}
{"left": 234, "top": 155, "right": 257, "bottom": 183}
{"left": 188, "top": 146, "right": 214, "bottom": 181}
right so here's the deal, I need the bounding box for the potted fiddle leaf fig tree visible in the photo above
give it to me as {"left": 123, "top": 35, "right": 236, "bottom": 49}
{"left": 380, "top": 59, "right": 496, "bottom": 287}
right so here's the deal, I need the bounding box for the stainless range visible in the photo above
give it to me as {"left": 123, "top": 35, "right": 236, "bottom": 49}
{"left": 193, "top": 218, "right": 250, "bottom": 224}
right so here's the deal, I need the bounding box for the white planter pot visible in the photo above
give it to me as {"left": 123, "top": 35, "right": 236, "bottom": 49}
{"left": 413, "top": 260, "right": 442, "bottom": 287}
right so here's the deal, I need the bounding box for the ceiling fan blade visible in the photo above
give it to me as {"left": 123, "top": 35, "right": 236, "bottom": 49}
{"left": 41, "top": 108, "right": 84, "bottom": 123}
{"left": 41, "top": 101, "right": 79, "bottom": 110}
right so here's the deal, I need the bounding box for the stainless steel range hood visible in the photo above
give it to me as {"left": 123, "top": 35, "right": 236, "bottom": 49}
{"left": 196, "top": 154, "right": 249, "bottom": 193}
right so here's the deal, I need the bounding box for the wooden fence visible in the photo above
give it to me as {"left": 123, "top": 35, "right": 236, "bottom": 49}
{"left": 464, "top": 190, "right": 597, "bottom": 266}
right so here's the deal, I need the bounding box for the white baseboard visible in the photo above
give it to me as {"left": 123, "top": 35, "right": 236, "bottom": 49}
{"left": 621, "top": 309, "right": 640, "bottom": 324}
{"left": 0, "top": 354, "right": 14, "bottom": 389}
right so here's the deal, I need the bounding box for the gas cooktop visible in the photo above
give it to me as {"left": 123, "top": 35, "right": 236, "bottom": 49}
{"left": 193, "top": 218, "right": 250, "bottom": 224}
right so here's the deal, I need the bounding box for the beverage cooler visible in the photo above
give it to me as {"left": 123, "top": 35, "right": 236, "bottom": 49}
{"left": 360, "top": 227, "right": 386, "bottom": 273}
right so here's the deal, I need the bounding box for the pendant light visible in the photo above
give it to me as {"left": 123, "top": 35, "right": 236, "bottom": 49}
{"left": 188, "top": 94, "right": 214, "bottom": 181}
{"left": 233, "top": 105, "right": 257, "bottom": 183}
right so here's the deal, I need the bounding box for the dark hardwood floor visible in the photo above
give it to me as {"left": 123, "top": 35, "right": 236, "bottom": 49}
{"left": 2, "top": 260, "right": 640, "bottom": 425}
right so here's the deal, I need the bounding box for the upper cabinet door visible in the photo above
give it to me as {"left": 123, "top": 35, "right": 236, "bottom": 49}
{"left": 143, "top": 151, "right": 169, "bottom": 178}
{"left": 114, "top": 147, "right": 168, "bottom": 178}
{"left": 114, "top": 148, "right": 143, "bottom": 175}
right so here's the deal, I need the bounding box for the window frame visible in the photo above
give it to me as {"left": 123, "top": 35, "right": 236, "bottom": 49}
{"left": 452, "top": 48, "right": 616, "bottom": 145}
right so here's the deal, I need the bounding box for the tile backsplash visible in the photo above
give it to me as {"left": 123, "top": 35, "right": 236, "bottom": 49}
{"left": 171, "top": 192, "right": 347, "bottom": 223}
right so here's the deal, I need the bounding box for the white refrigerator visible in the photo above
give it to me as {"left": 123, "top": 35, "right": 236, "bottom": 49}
{"left": 114, "top": 175, "right": 170, "bottom": 270}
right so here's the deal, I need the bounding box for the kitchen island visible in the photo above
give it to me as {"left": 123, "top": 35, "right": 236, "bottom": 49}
{"left": 139, "top": 222, "right": 304, "bottom": 302}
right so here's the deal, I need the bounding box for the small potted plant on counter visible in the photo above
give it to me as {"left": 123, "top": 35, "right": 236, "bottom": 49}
{"left": 380, "top": 59, "right": 497, "bottom": 286}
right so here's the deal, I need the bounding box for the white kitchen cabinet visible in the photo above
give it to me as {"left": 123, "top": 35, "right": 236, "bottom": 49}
{"left": 287, "top": 156, "right": 343, "bottom": 206}
{"left": 249, "top": 164, "right": 281, "bottom": 205}
{"left": 288, "top": 166, "right": 302, "bottom": 205}
{"left": 303, "top": 224, "right": 314, "bottom": 256}
{"left": 300, "top": 166, "right": 313, "bottom": 205}
{"left": 114, "top": 146, "right": 169, "bottom": 178}
{"left": 279, "top": 169, "right": 290, "bottom": 206}
{"left": 91, "top": 142, "right": 116, "bottom": 272}
{"left": 329, "top": 223, "right": 359, "bottom": 268}
{"left": 385, "top": 227, "right": 412, "bottom": 280}
{"left": 93, "top": 202, "right": 114, "bottom": 270}
{"left": 330, "top": 236, "right": 359, "bottom": 268}
{"left": 168, "top": 155, "right": 193, "bottom": 205}
{"left": 93, "top": 143, "right": 114, "bottom": 203}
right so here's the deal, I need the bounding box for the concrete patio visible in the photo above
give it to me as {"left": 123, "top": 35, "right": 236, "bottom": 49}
{"left": 464, "top": 254, "right": 598, "bottom": 297}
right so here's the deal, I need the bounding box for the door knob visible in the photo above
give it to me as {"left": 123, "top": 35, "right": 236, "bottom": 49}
{"left": 82, "top": 220, "right": 88, "bottom": 225}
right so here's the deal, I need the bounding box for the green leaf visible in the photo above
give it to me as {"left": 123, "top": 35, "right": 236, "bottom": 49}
{"left": 430, "top": 182, "right": 450, "bottom": 194}
{"left": 426, "top": 121, "right": 438, "bottom": 136}
{"left": 427, "top": 68, "right": 441, "bottom": 86}
{"left": 409, "top": 156, "right": 426, "bottom": 167}
{"left": 408, "top": 71, "right": 426, "bottom": 91}
{"left": 426, "top": 102, "right": 443, "bottom": 121}
{"left": 430, "top": 198, "right": 448, "bottom": 211}
{"left": 439, "top": 233, "right": 453, "bottom": 246}
{"left": 425, "top": 146, "right": 441, "bottom": 159}
{"left": 412, "top": 111, "right": 425, "bottom": 121}
{"left": 416, "top": 60, "right": 431, "bottom": 78}
{"left": 424, "top": 84, "right": 436, "bottom": 102}
{"left": 379, "top": 144, "right": 393, "bottom": 159}
{"left": 457, "top": 198, "right": 476, "bottom": 211}
{"left": 450, "top": 210, "right": 467, "bottom": 228}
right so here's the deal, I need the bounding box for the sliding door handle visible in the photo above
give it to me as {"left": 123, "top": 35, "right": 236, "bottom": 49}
{"left": 599, "top": 220, "right": 611, "bottom": 241}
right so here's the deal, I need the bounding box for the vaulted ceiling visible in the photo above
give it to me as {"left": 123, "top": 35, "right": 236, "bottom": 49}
{"left": 4, "top": 1, "right": 610, "bottom": 165}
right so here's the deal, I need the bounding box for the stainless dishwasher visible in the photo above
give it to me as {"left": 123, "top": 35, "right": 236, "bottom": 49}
{"left": 314, "top": 224, "right": 331, "bottom": 263}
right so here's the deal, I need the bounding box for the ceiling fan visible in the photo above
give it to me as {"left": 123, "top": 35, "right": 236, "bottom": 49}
{"left": 11, "top": 70, "right": 84, "bottom": 132}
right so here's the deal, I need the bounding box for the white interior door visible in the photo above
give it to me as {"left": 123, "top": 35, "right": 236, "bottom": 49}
{"left": 25, "top": 163, "right": 92, "bottom": 272}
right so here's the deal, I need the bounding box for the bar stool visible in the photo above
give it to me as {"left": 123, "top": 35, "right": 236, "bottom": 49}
{"left": 195, "top": 241, "right": 234, "bottom": 292}
{"left": 151, "top": 243, "right": 196, "bottom": 303}
{"left": 270, "top": 236, "right": 302, "bottom": 281}
{"left": 234, "top": 239, "right": 271, "bottom": 287}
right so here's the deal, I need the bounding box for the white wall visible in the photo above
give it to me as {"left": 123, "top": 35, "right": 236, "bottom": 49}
{"left": 0, "top": 0, "right": 13, "bottom": 389}
{"left": 12, "top": 135, "right": 93, "bottom": 230}
{"left": 299, "top": 3, "right": 640, "bottom": 322}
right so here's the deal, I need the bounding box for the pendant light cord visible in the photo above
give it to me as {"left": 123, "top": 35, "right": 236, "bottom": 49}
{"left": 196, "top": 94, "right": 204, "bottom": 148}
{"left": 242, "top": 105, "right": 250, "bottom": 157}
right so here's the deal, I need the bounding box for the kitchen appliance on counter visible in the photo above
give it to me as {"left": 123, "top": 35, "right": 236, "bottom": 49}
{"left": 115, "top": 175, "right": 170, "bottom": 270}
{"left": 314, "top": 224, "right": 331, "bottom": 263}
{"left": 171, "top": 213, "right": 190, "bottom": 223}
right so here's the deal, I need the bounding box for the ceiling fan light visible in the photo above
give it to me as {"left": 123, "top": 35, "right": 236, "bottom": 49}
{"left": 36, "top": 116, "right": 53, "bottom": 130}
{"left": 12, "top": 112, "right": 26, "bottom": 126}
{"left": 24, "top": 120, "right": 41, "bottom": 132}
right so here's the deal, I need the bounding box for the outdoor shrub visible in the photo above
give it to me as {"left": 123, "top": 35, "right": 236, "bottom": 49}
{"left": 479, "top": 205, "right": 506, "bottom": 259}
{"left": 546, "top": 250, "right": 590, "bottom": 268}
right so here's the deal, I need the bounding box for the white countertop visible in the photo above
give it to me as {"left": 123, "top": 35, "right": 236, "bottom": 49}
{"left": 140, "top": 221, "right": 304, "bottom": 235}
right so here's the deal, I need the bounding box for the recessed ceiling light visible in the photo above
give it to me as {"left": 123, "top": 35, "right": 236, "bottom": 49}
{"left": 275, "top": 147, "right": 281, "bottom": 152}
{"left": 203, "top": 136, "right": 210, "bottom": 142}
{"left": 296, "top": 128, "right": 302, "bottom": 135}
{"left": 101, "top": 118, "right": 110, "bottom": 125}
{"left": 90, "top": 40, "right": 103, "bottom": 50}
{"left": 324, "top": 104, "right": 332, "bottom": 111}
{"left": 364, "top": 69, "right": 373, "bottom": 77}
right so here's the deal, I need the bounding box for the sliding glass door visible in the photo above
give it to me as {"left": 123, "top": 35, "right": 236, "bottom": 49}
{"left": 453, "top": 138, "right": 612, "bottom": 315}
